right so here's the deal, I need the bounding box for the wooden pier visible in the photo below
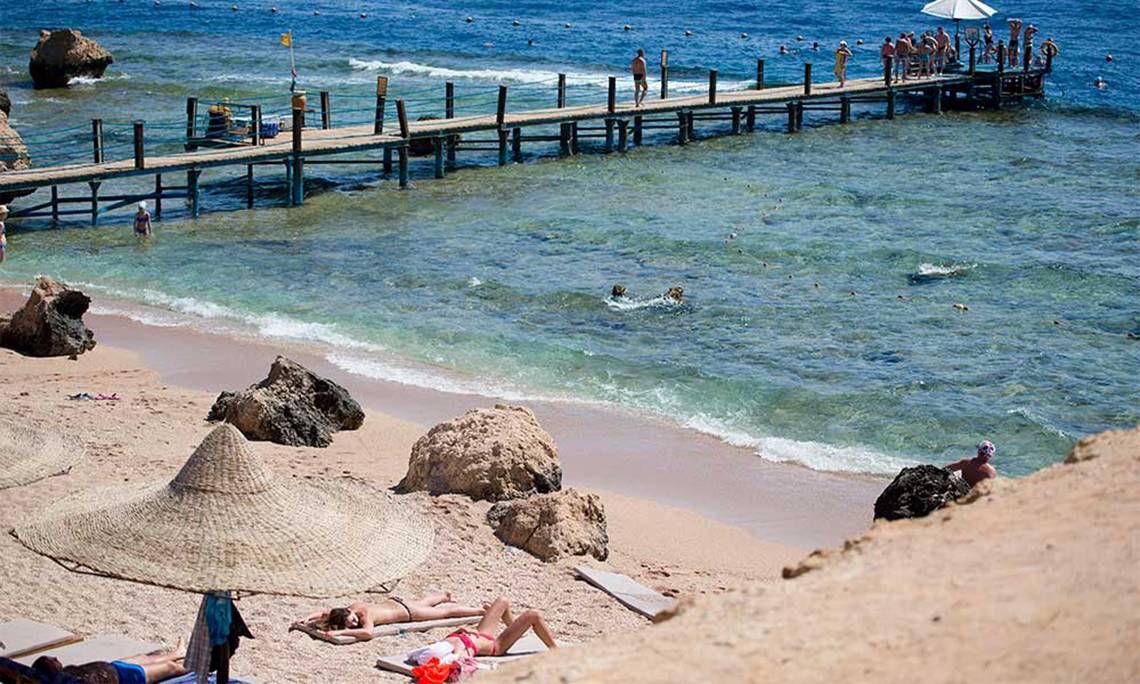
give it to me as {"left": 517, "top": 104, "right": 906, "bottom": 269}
{"left": 1, "top": 50, "right": 1050, "bottom": 224}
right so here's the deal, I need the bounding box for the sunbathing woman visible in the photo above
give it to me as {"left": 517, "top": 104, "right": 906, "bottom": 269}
{"left": 442, "top": 596, "right": 557, "bottom": 657}
{"left": 293, "top": 592, "right": 484, "bottom": 640}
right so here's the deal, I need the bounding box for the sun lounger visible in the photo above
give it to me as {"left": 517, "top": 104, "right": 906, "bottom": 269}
{"left": 0, "top": 619, "right": 80, "bottom": 660}
{"left": 293, "top": 616, "right": 482, "bottom": 644}
{"left": 375, "top": 635, "right": 557, "bottom": 677}
{"left": 13, "top": 635, "right": 162, "bottom": 667}
{"left": 575, "top": 566, "right": 678, "bottom": 621}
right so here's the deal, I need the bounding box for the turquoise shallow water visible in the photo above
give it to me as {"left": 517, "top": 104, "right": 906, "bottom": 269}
{"left": 2, "top": 1, "right": 1138, "bottom": 476}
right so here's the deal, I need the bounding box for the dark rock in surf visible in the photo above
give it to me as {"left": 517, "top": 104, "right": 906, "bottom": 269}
{"left": 29, "top": 29, "right": 114, "bottom": 89}
{"left": 873, "top": 465, "right": 972, "bottom": 521}
{"left": 0, "top": 277, "right": 96, "bottom": 358}
{"left": 207, "top": 356, "right": 364, "bottom": 447}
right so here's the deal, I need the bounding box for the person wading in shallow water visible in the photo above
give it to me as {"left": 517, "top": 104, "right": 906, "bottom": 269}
{"left": 945, "top": 440, "right": 997, "bottom": 487}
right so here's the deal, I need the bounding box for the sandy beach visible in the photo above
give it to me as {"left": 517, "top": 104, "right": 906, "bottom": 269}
{"left": 0, "top": 286, "right": 861, "bottom": 682}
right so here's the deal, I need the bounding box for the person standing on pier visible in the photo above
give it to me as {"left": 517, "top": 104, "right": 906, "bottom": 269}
{"left": 894, "top": 32, "right": 912, "bottom": 81}
{"left": 133, "top": 201, "right": 152, "bottom": 238}
{"left": 881, "top": 36, "right": 894, "bottom": 79}
{"left": 834, "top": 41, "right": 853, "bottom": 87}
{"left": 1022, "top": 24, "right": 1038, "bottom": 67}
{"left": 982, "top": 22, "right": 994, "bottom": 64}
{"left": 631, "top": 49, "right": 648, "bottom": 107}
{"left": 1007, "top": 18, "right": 1023, "bottom": 67}
{"left": 935, "top": 27, "right": 951, "bottom": 74}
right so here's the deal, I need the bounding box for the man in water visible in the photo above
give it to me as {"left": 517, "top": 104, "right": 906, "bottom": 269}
{"left": 945, "top": 440, "right": 997, "bottom": 487}
{"left": 631, "top": 49, "right": 648, "bottom": 107}
{"left": 1007, "top": 18, "right": 1022, "bottom": 67}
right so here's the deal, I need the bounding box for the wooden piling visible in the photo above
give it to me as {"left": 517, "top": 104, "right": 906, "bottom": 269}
{"left": 434, "top": 138, "right": 445, "bottom": 178}
{"left": 133, "top": 121, "right": 145, "bottom": 170}
{"left": 570, "top": 122, "right": 579, "bottom": 154}
{"left": 756, "top": 59, "right": 765, "bottom": 89}
{"left": 50, "top": 186, "right": 59, "bottom": 222}
{"left": 731, "top": 106, "right": 741, "bottom": 134}
{"left": 398, "top": 146, "right": 409, "bottom": 188}
{"left": 686, "top": 111, "right": 695, "bottom": 140}
{"left": 795, "top": 101, "right": 804, "bottom": 129}
{"left": 933, "top": 87, "right": 943, "bottom": 114}
{"left": 787, "top": 101, "right": 797, "bottom": 133}
{"left": 88, "top": 181, "right": 100, "bottom": 226}
{"left": 617, "top": 119, "right": 629, "bottom": 152}
{"left": 250, "top": 105, "right": 261, "bottom": 146}
{"left": 746, "top": 105, "right": 756, "bottom": 132}
{"left": 969, "top": 44, "right": 977, "bottom": 76}
{"left": 320, "top": 91, "right": 331, "bottom": 129}
{"left": 91, "top": 119, "right": 104, "bottom": 164}
{"left": 709, "top": 70, "right": 718, "bottom": 104}
{"left": 995, "top": 45, "right": 1006, "bottom": 107}
{"left": 496, "top": 86, "right": 508, "bottom": 128}
{"left": 803, "top": 63, "right": 812, "bottom": 96}
{"left": 604, "top": 119, "right": 615, "bottom": 152}
{"left": 511, "top": 127, "right": 522, "bottom": 162}
{"left": 445, "top": 82, "right": 455, "bottom": 119}
{"left": 886, "top": 88, "right": 896, "bottom": 119}
{"left": 557, "top": 74, "right": 566, "bottom": 108}
{"left": 383, "top": 147, "right": 393, "bottom": 175}
{"left": 396, "top": 99, "right": 410, "bottom": 140}
{"left": 633, "top": 115, "right": 643, "bottom": 145}
{"left": 188, "top": 168, "right": 201, "bottom": 217}
{"left": 608, "top": 76, "right": 616, "bottom": 113}
{"left": 840, "top": 95, "right": 850, "bottom": 123}
{"left": 660, "top": 50, "right": 669, "bottom": 99}
{"left": 185, "top": 97, "right": 198, "bottom": 142}
{"left": 1045, "top": 51, "right": 1053, "bottom": 73}
{"left": 559, "top": 122, "right": 571, "bottom": 155}
{"left": 291, "top": 108, "right": 304, "bottom": 205}
{"left": 374, "top": 76, "right": 388, "bottom": 135}
{"left": 497, "top": 129, "right": 509, "bottom": 166}
{"left": 154, "top": 174, "right": 162, "bottom": 217}
{"left": 246, "top": 164, "right": 254, "bottom": 208}
{"left": 677, "top": 110, "right": 687, "bottom": 144}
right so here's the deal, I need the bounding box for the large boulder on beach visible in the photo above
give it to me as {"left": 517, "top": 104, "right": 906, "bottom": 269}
{"left": 206, "top": 356, "right": 364, "bottom": 447}
{"left": 398, "top": 404, "right": 562, "bottom": 501}
{"left": 873, "top": 464, "right": 972, "bottom": 521}
{"left": 0, "top": 277, "right": 96, "bottom": 358}
{"left": 487, "top": 488, "right": 608, "bottom": 561}
{"left": 29, "top": 29, "right": 114, "bottom": 89}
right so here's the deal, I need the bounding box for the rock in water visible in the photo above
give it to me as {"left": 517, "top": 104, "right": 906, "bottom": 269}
{"left": 29, "top": 29, "right": 114, "bottom": 89}
{"left": 206, "top": 356, "right": 364, "bottom": 447}
{"left": 0, "top": 277, "right": 96, "bottom": 357}
{"left": 486, "top": 489, "right": 608, "bottom": 561}
{"left": 0, "top": 89, "right": 10, "bottom": 117}
{"left": 873, "top": 465, "right": 972, "bottom": 521}
{"left": 398, "top": 404, "right": 562, "bottom": 501}
{"left": 0, "top": 110, "right": 32, "bottom": 205}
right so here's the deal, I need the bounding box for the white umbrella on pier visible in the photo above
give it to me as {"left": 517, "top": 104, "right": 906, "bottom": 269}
{"left": 921, "top": 0, "right": 999, "bottom": 56}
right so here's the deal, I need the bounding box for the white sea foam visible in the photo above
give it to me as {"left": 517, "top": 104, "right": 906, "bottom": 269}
{"left": 467, "top": 276, "right": 483, "bottom": 287}
{"left": 604, "top": 294, "right": 681, "bottom": 311}
{"left": 915, "top": 262, "right": 974, "bottom": 278}
{"left": 348, "top": 57, "right": 752, "bottom": 93}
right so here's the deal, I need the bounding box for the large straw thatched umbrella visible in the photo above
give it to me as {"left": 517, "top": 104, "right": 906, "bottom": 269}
{"left": 12, "top": 423, "right": 433, "bottom": 682}
{"left": 0, "top": 423, "right": 84, "bottom": 490}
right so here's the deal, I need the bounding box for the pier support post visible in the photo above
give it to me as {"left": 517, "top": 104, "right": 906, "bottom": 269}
{"left": 557, "top": 73, "right": 566, "bottom": 108}
{"left": 154, "top": 174, "right": 162, "bottom": 218}
{"left": 608, "top": 76, "right": 617, "bottom": 113}
{"left": 133, "top": 121, "right": 146, "bottom": 170}
{"left": 604, "top": 118, "right": 615, "bottom": 153}
{"left": 398, "top": 145, "right": 409, "bottom": 188}
{"left": 995, "top": 46, "right": 1005, "bottom": 107}
{"left": 746, "top": 105, "right": 756, "bottom": 132}
{"left": 91, "top": 119, "right": 104, "bottom": 163}
{"left": 185, "top": 97, "right": 198, "bottom": 143}
{"left": 677, "top": 111, "right": 687, "bottom": 144}
{"left": 633, "top": 115, "right": 643, "bottom": 145}
{"left": 445, "top": 82, "right": 455, "bottom": 120}
{"left": 396, "top": 99, "right": 410, "bottom": 141}
{"left": 497, "top": 129, "right": 509, "bottom": 166}
{"left": 383, "top": 146, "right": 393, "bottom": 176}
{"left": 884, "top": 56, "right": 892, "bottom": 86}
{"left": 88, "top": 181, "right": 101, "bottom": 226}
{"left": 320, "top": 91, "right": 331, "bottom": 129}
{"left": 570, "top": 122, "right": 579, "bottom": 154}
{"left": 933, "top": 87, "right": 943, "bottom": 114}
{"left": 886, "top": 88, "right": 896, "bottom": 119}
{"left": 660, "top": 50, "right": 669, "bottom": 99}
{"left": 446, "top": 135, "right": 457, "bottom": 168}
{"left": 617, "top": 119, "right": 629, "bottom": 152}
{"left": 756, "top": 59, "right": 765, "bottom": 89}
{"left": 969, "top": 44, "right": 976, "bottom": 76}
{"left": 496, "top": 85, "right": 508, "bottom": 129}
{"left": 51, "top": 186, "right": 59, "bottom": 223}
{"left": 708, "top": 69, "right": 717, "bottom": 104}
{"left": 374, "top": 76, "right": 388, "bottom": 135}
{"left": 803, "top": 63, "right": 812, "bottom": 96}
{"left": 731, "top": 106, "right": 741, "bottom": 134}
{"left": 250, "top": 105, "right": 261, "bottom": 146}
{"left": 434, "top": 138, "right": 445, "bottom": 178}
{"left": 795, "top": 101, "right": 804, "bottom": 129}
{"left": 686, "top": 111, "right": 695, "bottom": 140}
{"left": 840, "top": 96, "right": 851, "bottom": 124}
{"left": 246, "top": 164, "right": 254, "bottom": 208}
{"left": 290, "top": 108, "right": 304, "bottom": 206}
{"left": 284, "top": 158, "right": 292, "bottom": 205}
{"left": 559, "top": 123, "right": 571, "bottom": 156}
{"left": 786, "top": 101, "right": 797, "bottom": 133}
{"left": 188, "top": 168, "right": 201, "bottom": 217}
{"left": 1045, "top": 51, "right": 1053, "bottom": 74}
{"left": 511, "top": 127, "right": 522, "bottom": 162}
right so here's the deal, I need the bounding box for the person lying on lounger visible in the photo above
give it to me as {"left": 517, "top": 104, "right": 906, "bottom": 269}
{"left": 292, "top": 593, "right": 485, "bottom": 640}
{"left": 411, "top": 596, "right": 557, "bottom": 662}
{"left": 32, "top": 651, "right": 186, "bottom": 684}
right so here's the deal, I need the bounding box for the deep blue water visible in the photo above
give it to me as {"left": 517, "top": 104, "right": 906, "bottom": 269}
{"left": 1, "top": 1, "right": 1137, "bottom": 476}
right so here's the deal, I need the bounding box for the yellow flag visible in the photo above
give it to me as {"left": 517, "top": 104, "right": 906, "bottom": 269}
{"left": 280, "top": 32, "right": 292, "bottom": 47}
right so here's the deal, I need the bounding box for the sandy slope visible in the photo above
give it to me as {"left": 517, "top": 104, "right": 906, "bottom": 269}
{"left": 491, "top": 428, "right": 1140, "bottom": 683}
{"left": 0, "top": 345, "right": 802, "bottom": 683}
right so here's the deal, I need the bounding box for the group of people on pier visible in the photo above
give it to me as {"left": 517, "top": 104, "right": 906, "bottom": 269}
{"left": 879, "top": 27, "right": 956, "bottom": 82}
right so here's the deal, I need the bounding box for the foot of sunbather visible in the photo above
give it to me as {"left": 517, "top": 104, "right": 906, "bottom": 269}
{"left": 445, "top": 597, "right": 557, "bottom": 657}
{"left": 292, "top": 594, "right": 485, "bottom": 640}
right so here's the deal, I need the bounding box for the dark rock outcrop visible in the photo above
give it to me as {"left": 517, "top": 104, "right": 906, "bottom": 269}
{"left": 206, "top": 356, "right": 364, "bottom": 447}
{"left": 398, "top": 404, "right": 562, "bottom": 501}
{"left": 29, "top": 29, "right": 114, "bottom": 89}
{"left": 486, "top": 488, "right": 608, "bottom": 561}
{"left": 0, "top": 109, "right": 32, "bottom": 205}
{"left": 873, "top": 465, "right": 972, "bottom": 521}
{"left": 0, "top": 89, "right": 10, "bottom": 117}
{"left": 0, "top": 277, "right": 96, "bottom": 358}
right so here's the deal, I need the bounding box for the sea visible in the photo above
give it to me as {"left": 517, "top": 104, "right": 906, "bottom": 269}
{"left": 0, "top": 0, "right": 1137, "bottom": 477}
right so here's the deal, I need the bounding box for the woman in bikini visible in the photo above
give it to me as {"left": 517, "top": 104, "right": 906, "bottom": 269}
{"left": 442, "top": 596, "right": 557, "bottom": 658}
{"left": 293, "top": 592, "right": 484, "bottom": 640}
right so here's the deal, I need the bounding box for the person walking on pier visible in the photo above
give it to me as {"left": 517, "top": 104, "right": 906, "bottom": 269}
{"left": 1007, "top": 18, "right": 1023, "bottom": 68}
{"left": 631, "top": 49, "right": 648, "bottom": 107}
{"left": 133, "top": 201, "right": 152, "bottom": 237}
{"left": 834, "top": 41, "right": 853, "bottom": 87}
{"left": 935, "top": 27, "right": 951, "bottom": 75}
{"left": 894, "top": 33, "right": 912, "bottom": 81}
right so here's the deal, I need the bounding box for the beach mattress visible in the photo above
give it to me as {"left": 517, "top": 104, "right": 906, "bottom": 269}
{"left": 294, "top": 615, "right": 482, "bottom": 644}
{"left": 375, "top": 635, "right": 557, "bottom": 677}
{"left": 14, "top": 634, "right": 161, "bottom": 666}
{"left": 575, "top": 566, "right": 678, "bottom": 621}
{"left": 0, "top": 619, "right": 78, "bottom": 659}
